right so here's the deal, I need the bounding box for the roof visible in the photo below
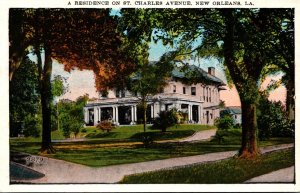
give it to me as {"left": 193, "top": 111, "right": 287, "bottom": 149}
{"left": 222, "top": 107, "right": 242, "bottom": 115}
{"left": 133, "top": 62, "right": 226, "bottom": 86}
{"left": 171, "top": 65, "right": 226, "bottom": 86}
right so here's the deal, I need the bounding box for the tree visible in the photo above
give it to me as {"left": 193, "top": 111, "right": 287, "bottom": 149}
{"left": 9, "top": 55, "right": 41, "bottom": 137}
{"left": 128, "top": 55, "right": 174, "bottom": 132}
{"left": 121, "top": 8, "right": 292, "bottom": 158}
{"left": 119, "top": 9, "right": 176, "bottom": 132}
{"left": 9, "top": 9, "right": 134, "bottom": 153}
{"left": 51, "top": 75, "right": 69, "bottom": 131}
{"left": 260, "top": 9, "right": 294, "bottom": 120}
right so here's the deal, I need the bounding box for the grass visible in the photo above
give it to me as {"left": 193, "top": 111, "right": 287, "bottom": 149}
{"left": 120, "top": 148, "right": 295, "bottom": 184}
{"left": 84, "top": 124, "right": 214, "bottom": 141}
{"left": 10, "top": 124, "right": 214, "bottom": 143}
{"left": 10, "top": 127, "right": 294, "bottom": 167}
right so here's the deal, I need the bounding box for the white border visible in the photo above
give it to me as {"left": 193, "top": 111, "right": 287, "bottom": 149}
{"left": 0, "top": 0, "right": 299, "bottom": 192}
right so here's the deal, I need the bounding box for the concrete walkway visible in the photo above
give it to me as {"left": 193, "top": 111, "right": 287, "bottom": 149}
{"left": 11, "top": 143, "right": 294, "bottom": 184}
{"left": 245, "top": 166, "right": 294, "bottom": 183}
{"left": 179, "top": 129, "right": 216, "bottom": 142}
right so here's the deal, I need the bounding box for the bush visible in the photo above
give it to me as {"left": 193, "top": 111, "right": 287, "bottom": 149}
{"left": 151, "top": 109, "right": 178, "bottom": 132}
{"left": 96, "top": 120, "right": 116, "bottom": 133}
{"left": 257, "top": 97, "right": 295, "bottom": 140}
{"left": 81, "top": 128, "right": 87, "bottom": 133}
{"left": 60, "top": 116, "right": 83, "bottom": 138}
{"left": 141, "top": 134, "right": 154, "bottom": 147}
{"left": 214, "top": 115, "right": 234, "bottom": 130}
{"left": 22, "top": 114, "right": 41, "bottom": 137}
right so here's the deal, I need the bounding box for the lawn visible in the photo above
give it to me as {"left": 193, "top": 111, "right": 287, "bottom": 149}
{"left": 120, "top": 148, "right": 295, "bottom": 183}
{"left": 10, "top": 126, "right": 294, "bottom": 167}
{"left": 83, "top": 124, "right": 214, "bottom": 141}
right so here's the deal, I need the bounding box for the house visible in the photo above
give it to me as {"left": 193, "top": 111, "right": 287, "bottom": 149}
{"left": 83, "top": 66, "right": 226, "bottom": 126}
{"left": 220, "top": 106, "right": 242, "bottom": 125}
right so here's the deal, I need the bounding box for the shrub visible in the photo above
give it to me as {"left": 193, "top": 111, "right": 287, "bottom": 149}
{"left": 214, "top": 115, "right": 234, "bottom": 130}
{"left": 60, "top": 116, "right": 83, "bottom": 138}
{"left": 141, "top": 134, "right": 154, "bottom": 147}
{"left": 151, "top": 109, "right": 178, "bottom": 132}
{"left": 257, "top": 97, "right": 295, "bottom": 140}
{"left": 81, "top": 128, "right": 87, "bottom": 133}
{"left": 96, "top": 120, "right": 116, "bottom": 133}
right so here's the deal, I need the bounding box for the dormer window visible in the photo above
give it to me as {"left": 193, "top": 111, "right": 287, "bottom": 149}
{"left": 191, "top": 87, "right": 196, "bottom": 95}
{"left": 116, "top": 89, "right": 125, "bottom": 98}
{"left": 101, "top": 90, "right": 108, "bottom": 98}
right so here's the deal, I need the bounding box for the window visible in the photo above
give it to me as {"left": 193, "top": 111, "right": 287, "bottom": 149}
{"left": 173, "top": 85, "right": 176, "bottom": 93}
{"left": 206, "top": 88, "right": 209, "bottom": 102}
{"left": 121, "top": 90, "right": 125, "bottom": 97}
{"left": 191, "top": 87, "right": 196, "bottom": 95}
{"left": 101, "top": 90, "right": 108, "bottom": 98}
{"left": 209, "top": 88, "right": 211, "bottom": 102}
{"left": 116, "top": 89, "right": 125, "bottom": 98}
{"left": 183, "top": 87, "right": 186, "bottom": 94}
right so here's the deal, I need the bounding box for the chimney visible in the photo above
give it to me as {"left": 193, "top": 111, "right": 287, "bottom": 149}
{"left": 208, "top": 67, "right": 215, "bottom": 76}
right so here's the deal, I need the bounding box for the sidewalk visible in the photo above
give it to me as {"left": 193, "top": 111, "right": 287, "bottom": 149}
{"left": 245, "top": 166, "right": 294, "bottom": 183}
{"left": 11, "top": 143, "right": 294, "bottom": 184}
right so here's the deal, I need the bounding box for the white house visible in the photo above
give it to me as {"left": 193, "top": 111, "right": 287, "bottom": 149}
{"left": 84, "top": 66, "right": 226, "bottom": 126}
{"left": 220, "top": 106, "right": 242, "bottom": 125}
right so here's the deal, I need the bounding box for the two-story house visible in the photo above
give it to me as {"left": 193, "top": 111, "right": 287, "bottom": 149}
{"left": 83, "top": 66, "right": 226, "bottom": 126}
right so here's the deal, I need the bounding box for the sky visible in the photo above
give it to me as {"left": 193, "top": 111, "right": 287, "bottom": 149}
{"left": 50, "top": 39, "right": 286, "bottom": 107}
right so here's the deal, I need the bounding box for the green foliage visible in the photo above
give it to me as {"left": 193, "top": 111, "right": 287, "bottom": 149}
{"left": 141, "top": 134, "right": 154, "bottom": 148}
{"left": 151, "top": 109, "right": 178, "bottom": 132}
{"left": 51, "top": 75, "right": 69, "bottom": 98}
{"left": 257, "top": 96, "right": 294, "bottom": 140}
{"left": 96, "top": 120, "right": 116, "bottom": 133}
{"left": 214, "top": 115, "right": 234, "bottom": 130}
{"left": 22, "top": 114, "right": 42, "bottom": 137}
{"left": 10, "top": 56, "right": 41, "bottom": 137}
{"left": 57, "top": 95, "right": 87, "bottom": 138}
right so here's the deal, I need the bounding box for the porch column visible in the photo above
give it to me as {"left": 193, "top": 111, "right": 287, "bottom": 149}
{"left": 151, "top": 104, "right": 154, "bottom": 118}
{"left": 84, "top": 108, "right": 88, "bottom": 124}
{"left": 134, "top": 105, "right": 137, "bottom": 122}
{"left": 198, "top": 105, "right": 201, "bottom": 124}
{"left": 115, "top": 106, "right": 119, "bottom": 125}
{"left": 94, "top": 106, "right": 98, "bottom": 126}
{"left": 131, "top": 105, "right": 135, "bottom": 124}
{"left": 98, "top": 108, "right": 101, "bottom": 122}
{"left": 188, "top": 104, "right": 192, "bottom": 122}
{"left": 112, "top": 106, "right": 116, "bottom": 123}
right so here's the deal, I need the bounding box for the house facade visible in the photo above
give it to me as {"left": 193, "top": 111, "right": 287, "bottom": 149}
{"left": 84, "top": 66, "right": 226, "bottom": 126}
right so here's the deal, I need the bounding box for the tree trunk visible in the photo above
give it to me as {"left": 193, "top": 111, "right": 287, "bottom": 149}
{"left": 286, "top": 76, "right": 295, "bottom": 121}
{"left": 37, "top": 46, "right": 55, "bottom": 154}
{"left": 143, "top": 100, "right": 147, "bottom": 133}
{"left": 239, "top": 101, "right": 259, "bottom": 158}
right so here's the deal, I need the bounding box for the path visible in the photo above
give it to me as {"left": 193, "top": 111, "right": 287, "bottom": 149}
{"left": 179, "top": 129, "right": 216, "bottom": 142}
{"left": 245, "top": 166, "right": 294, "bottom": 183}
{"left": 11, "top": 143, "right": 293, "bottom": 184}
